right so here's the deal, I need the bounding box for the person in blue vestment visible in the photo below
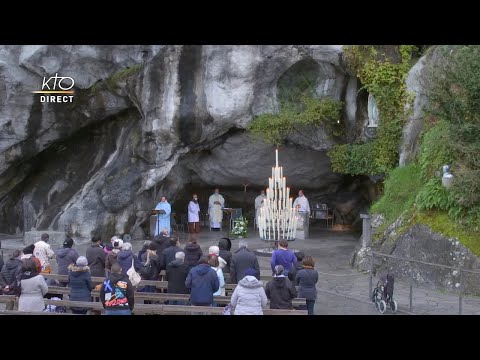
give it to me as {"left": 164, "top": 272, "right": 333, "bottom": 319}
{"left": 154, "top": 196, "right": 172, "bottom": 236}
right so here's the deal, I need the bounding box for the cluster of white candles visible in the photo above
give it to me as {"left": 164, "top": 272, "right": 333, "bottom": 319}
{"left": 258, "top": 149, "right": 298, "bottom": 240}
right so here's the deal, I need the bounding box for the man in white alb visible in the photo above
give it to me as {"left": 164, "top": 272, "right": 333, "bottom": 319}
{"left": 208, "top": 187, "right": 225, "bottom": 231}
{"left": 293, "top": 190, "right": 310, "bottom": 214}
{"left": 254, "top": 189, "right": 267, "bottom": 228}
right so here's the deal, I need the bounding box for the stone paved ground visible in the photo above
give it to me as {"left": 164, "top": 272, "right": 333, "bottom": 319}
{"left": 2, "top": 226, "right": 480, "bottom": 315}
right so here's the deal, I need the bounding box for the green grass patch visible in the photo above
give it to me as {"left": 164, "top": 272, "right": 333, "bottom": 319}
{"left": 371, "top": 164, "right": 422, "bottom": 226}
{"left": 413, "top": 210, "right": 480, "bottom": 257}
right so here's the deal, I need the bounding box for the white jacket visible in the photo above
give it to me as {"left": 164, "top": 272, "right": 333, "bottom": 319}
{"left": 33, "top": 240, "right": 54, "bottom": 268}
{"left": 231, "top": 275, "right": 268, "bottom": 315}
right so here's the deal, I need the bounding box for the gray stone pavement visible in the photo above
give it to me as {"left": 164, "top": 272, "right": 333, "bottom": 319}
{"left": 2, "top": 226, "right": 480, "bottom": 315}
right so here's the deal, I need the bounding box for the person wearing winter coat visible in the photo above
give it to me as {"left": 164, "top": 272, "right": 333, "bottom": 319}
{"left": 288, "top": 251, "right": 305, "bottom": 282}
{"left": 166, "top": 252, "right": 190, "bottom": 304}
{"left": 55, "top": 237, "right": 79, "bottom": 286}
{"left": 295, "top": 256, "right": 319, "bottom": 315}
{"left": 185, "top": 256, "right": 219, "bottom": 306}
{"left": 161, "top": 236, "right": 183, "bottom": 270}
{"left": 218, "top": 238, "right": 232, "bottom": 274}
{"left": 68, "top": 256, "right": 93, "bottom": 314}
{"left": 21, "top": 245, "right": 42, "bottom": 273}
{"left": 0, "top": 249, "right": 23, "bottom": 289}
{"left": 18, "top": 259, "right": 48, "bottom": 312}
{"left": 138, "top": 240, "right": 150, "bottom": 262}
{"left": 230, "top": 240, "right": 260, "bottom": 284}
{"left": 184, "top": 237, "right": 203, "bottom": 270}
{"left": 208, "top": 254, "right": 225, "bottom": 298}
{"left": 230, "top": 268, "right": 268, "bottom": 315}
{"left": 100, "top": 262, "right": 135, "bottom": 315}
{"left": 140, "top": 242, "right": 161, "bottom": 297}
{"left": 86, "top": 234, "right": 107, "bottom": 278}
{"left": 116, "top": 242, "right": 142, "bottom": 276}
{"left": 105, "top": 239, "right": 123, "bottom": 277}
{"left": 265, "top": 265, "right": 297, "bottom": 310}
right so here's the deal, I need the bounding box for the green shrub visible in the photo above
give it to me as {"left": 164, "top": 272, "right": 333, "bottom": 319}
{"left": 371, "top": 164, "right": 422, "bottom": 223}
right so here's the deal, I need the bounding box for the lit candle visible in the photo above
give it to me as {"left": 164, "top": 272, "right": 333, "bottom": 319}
{"left": 276, "top": 149, "right": 278, "bottom": 167}
{"left": 286, "top": 187, "right": 290, "bottom": 203}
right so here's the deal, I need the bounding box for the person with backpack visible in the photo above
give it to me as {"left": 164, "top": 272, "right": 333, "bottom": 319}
{"left": 20, "top": 245, "right": 42, "bottom": 273}
{"left": 100, "top": 262, "right": 135, "bottom": 315}
{"left": 105, "top": 239, "right": 123, "bottom": 277}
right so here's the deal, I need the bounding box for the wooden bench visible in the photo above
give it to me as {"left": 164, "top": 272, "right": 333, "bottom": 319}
{"left": 45, "top": 286, "right": 307, "bottom": 307}
{"left": 43, "top": 299, "right": 308, "bottom": 315}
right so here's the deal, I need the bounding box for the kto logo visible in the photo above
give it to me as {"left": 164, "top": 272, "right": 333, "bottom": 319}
{"left": 32, "top": 73, "right": 75, "bottom": 103}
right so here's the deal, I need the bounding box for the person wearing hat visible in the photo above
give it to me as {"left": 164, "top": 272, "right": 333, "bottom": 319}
{"left": 68, "top": 256, "right": 93, "bottom": 314}
{"left": 86, "top": 234, "right": 107, "bottom": 278}
{"left": 105, "top": 239, "right": 123, "bottom": 277}
{"left": 55, "top": 237, "right": 79, "bottom": 287}
{"left": 21, "top": 244, "right": 42, "bottom": 273}
{"left": 265, "top": 265, "right": 297, "bottom": 310}
{"left": 230, "top": 268, "right": 268, "bottom": 315}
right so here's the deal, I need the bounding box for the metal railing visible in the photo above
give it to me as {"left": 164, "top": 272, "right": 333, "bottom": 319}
{"left": 369, "top": 251, "right": 480, "bottom": 314}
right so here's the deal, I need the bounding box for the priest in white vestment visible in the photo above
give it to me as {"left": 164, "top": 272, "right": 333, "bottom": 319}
{"left": 254, "top": 190, "right": 266, "bottom": 228}
{"left": 208, "top": 188, "right": 225, "bottom": 231}
{"left": 293, "top": 190, "right": 310, "bottom": 213}
{"left": 154, "top": 196, "right": 172, "bottom": 236}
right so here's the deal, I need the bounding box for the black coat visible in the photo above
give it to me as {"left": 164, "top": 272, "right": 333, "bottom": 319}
{"left": 218, "top": 238, "right": 232, "bottom": 273}
{"left": 165, "top": 259, "right": 190, "bottom": 294}
{"left": 230, "top": 247, "right": 260, "bottom": 284}
{"left": 0, "top": 258, "right": 23, "bottom": 288}
{"left": 184, "top": 243, "right": 203, "bottom": 269}
{"left": 162, "top": 245, "right": 183, "bottom": 270}
{"left": 265, "top": 276, "right": 297, "bottom": 309}
{"left": 100, "top": 272, "right": 135, "bottom": 311}
{"left": 141, "top": 254, "right": 161, "bottom": 280}
{"left": 288, "top": 262, "right": 303, "bottom": 282}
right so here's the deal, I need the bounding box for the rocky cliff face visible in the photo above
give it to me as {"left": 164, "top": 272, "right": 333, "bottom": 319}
{"left": 0, "top": 45, "right": 373, "bottom": 240}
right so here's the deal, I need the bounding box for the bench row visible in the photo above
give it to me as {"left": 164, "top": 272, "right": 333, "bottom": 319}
{"left": 0, "top": 296, "right": 307, "bottom": 315}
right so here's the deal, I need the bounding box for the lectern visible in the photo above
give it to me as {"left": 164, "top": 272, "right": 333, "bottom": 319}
{"left": 150, "top": 209, "right": 166, "bottom": 236}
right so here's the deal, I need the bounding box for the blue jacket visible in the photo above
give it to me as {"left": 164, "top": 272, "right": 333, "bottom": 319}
{"left": 56, "top": 247, "right": 79, "bottom": 275}
{"left": 185, "top": 264, "right": 219, "bottom": 305}
{"left": 68, "top": 264, "right": 93, "bottom": 302}
{"left": 271, "top": 249, "right": 297, "bottom": 273}
{"left": 117, "top": 250, "right": 142, "bottom": 275}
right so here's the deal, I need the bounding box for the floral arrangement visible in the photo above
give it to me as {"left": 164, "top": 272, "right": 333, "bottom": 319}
{"left": 231, "top": 217, "right": 248, "bottom": 237}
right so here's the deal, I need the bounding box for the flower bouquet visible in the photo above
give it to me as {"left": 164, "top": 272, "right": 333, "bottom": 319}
{"left": 231, "top": 217, "right": 248, "bottom": 238}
